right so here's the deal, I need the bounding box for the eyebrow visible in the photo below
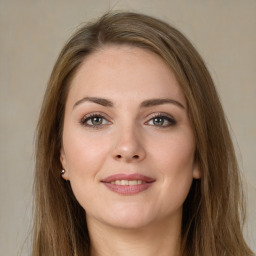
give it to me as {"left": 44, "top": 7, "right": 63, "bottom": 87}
{"left": 73, "top": 97, "right": 114, "bottom": 108}
{"left": 73, "top": 96, "right": 185, "bottom": 109}
{"left": 140, "top": 98, "right": 185, "bottom": 109}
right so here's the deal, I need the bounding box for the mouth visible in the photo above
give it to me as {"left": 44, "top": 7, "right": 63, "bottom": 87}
{"left": 101, "top": 173, "right": 155, "bottom": 195}
{"left": 109, "top": 180, "right": 147, "bottom": 185}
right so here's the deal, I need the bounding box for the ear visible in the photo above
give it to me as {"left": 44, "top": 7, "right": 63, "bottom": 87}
{"left": 60, "top": 148, "right": 70, "bottom": 180}
{"left": 192, "top": 161, "right": 201, "bottom": 179}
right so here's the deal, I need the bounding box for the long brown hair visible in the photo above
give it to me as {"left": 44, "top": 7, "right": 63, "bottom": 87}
{"left": 33, "top": 11, "right": 254, "bottom": 256}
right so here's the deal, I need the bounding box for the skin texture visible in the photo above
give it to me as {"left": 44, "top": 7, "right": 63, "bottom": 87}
{"left": 60, "top": 45, "right": 200, "bottom": 256}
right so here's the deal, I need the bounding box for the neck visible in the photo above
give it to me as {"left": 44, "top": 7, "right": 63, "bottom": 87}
{"left": 87, "top": 215, "right": 182, "bottom": 256}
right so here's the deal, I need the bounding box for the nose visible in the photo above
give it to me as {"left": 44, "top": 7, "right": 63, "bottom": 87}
{"left": 112, "top": 125, "right": 146, "bottom": 163}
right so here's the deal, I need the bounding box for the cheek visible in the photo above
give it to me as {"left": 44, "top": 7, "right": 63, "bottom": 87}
{"left": 62, "top": 130, "right": 111, "bottom": 209}
{"left": 63, "top": 125, "right": 110, "bottom": 194}
{"left": 150, "top": 130, "right": 195, "bottom": 207}
{"left": 150, "top": 128, "right": 195, "bottom": 173}
{"left": 62, "top": 127, "right": 112, "bottom": 179}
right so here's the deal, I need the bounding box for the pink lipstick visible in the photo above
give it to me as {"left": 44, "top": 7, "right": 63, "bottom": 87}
{"left": 101, "top": 173, "right": 155, "bottom": 195}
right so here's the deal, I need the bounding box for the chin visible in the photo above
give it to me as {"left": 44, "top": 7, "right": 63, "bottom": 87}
{"left": 106, "top": 217, "right": 154, "bottom": 230}
{"left": 100, "top": 204, "right": 157, "bottom": 229}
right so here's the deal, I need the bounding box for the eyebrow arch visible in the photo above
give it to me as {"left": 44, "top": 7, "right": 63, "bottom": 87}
{"left": 140, "top": 98, "right": 185, "bottom": 109}
{"left": 73, "top": 97, "right": 114, "bottom": 109}
{"left": 73, "top": 97, "right": 185, "bottom": 109}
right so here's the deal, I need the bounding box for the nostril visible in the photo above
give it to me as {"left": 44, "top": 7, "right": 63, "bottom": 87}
{"left": 117, "top": 155, "right": 122, "bottom": 159}
{"left": 133, "top": 155, "right": 139, "bottom": 159}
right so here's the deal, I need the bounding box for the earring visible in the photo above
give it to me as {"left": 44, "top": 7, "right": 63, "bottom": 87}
{"left": 61, "top": 169, "right": 65, "bottom": 175}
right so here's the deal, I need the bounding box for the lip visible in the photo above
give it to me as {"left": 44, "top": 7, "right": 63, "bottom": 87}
{"left": 101, "top": 173, "right": 155, "bottom": 195}
{"left": 101, "top": 173, "right": 155, "bottom": 183}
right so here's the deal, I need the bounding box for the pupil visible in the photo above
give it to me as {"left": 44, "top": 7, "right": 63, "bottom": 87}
{"left": 92, "top": 117, "right": 102, "bottom": 125}
{"left": 154, "top": 117, "right": 164, "bottom": 126}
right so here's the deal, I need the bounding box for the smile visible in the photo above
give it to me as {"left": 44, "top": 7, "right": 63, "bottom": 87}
{"left": 110, "top": 180, "right": 145, "bottom": 185}
{"left": 101, "top": 173, "right": 155, "bottom": 195}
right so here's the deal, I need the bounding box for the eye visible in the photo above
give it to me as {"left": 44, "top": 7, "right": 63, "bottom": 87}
{"left": 80, "top": 113, "right": 111, "bottom": 128}
{"left": 146, "top": 113, "right": 176, "bottom": 127}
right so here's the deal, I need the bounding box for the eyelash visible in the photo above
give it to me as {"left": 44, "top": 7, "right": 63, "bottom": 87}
{"left": 80, "top": 112, "right": 176, "bottom": 129}
{"left": 80, "top": 112, "right": 110, "bottom": 129}
{"left": 147, "top": 113, "right": 176, "bottom": 127}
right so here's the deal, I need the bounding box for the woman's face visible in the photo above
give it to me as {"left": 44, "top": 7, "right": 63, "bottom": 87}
{"left": 61, "top": 45, "right": 200, "bottom": 229}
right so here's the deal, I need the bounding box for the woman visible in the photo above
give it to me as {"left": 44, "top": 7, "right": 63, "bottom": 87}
{"left": 33, "top": 11, "right": 254, "bottom": 256}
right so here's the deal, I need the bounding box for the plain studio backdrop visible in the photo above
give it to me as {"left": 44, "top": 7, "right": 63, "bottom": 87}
{"left": 0, "top": 0, "right": 255, "bottom": 255}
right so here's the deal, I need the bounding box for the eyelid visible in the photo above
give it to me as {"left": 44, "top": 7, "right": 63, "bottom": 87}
{"left": 80, "top": 112, "right": 112, "bottom": 127}
{"left": 145, "top": 112, "right": 176, "bottom": 127}
{"left": 79, "top": 111, "right": 176, "bottom": 128}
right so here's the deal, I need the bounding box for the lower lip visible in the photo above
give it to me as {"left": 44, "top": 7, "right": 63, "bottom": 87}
{"left": 103, "top": 182, "right": 153, "bottom": 195}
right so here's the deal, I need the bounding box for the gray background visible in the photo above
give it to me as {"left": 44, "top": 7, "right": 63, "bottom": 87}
{"left": 0, "top": 0, "right": 255, "bottom": 255}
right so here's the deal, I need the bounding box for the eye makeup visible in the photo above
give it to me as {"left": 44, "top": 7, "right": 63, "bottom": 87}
{"left": 79, "top": 111, "right": 176, "bottom": 129}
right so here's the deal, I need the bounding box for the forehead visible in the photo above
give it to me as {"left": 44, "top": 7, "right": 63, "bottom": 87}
{"left": 67, "top": 45, "right": 186, "bottom": 107}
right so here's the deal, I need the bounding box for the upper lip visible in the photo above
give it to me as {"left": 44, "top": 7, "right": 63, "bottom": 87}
{"left": 101, "top": 173, "right": 155, "bottom": 183}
